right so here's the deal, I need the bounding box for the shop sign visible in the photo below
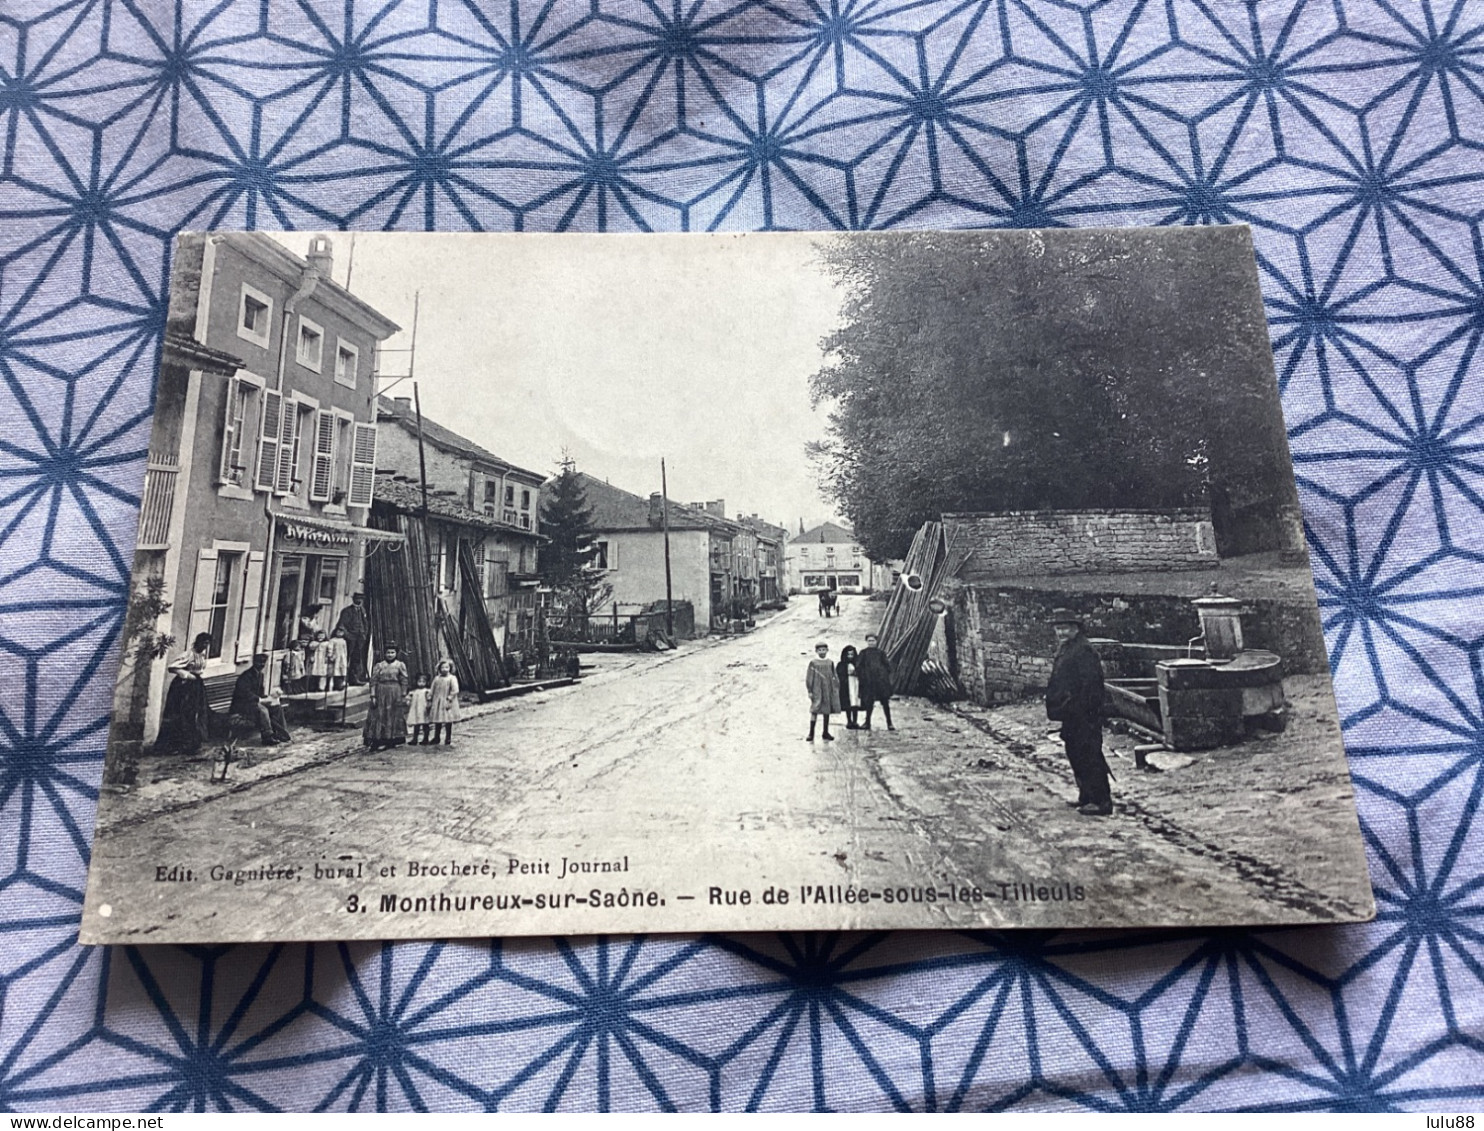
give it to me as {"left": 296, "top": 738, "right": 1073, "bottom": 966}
{"left": 279, "top": 520, "right": 353, "bottom": 549}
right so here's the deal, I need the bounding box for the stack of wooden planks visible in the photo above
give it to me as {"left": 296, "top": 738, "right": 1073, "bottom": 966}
{"left": 364, "top": 511, "right": 440, "bottom": 680}
{"left": 873, "top": 520, "right": 968, "bottom": 695}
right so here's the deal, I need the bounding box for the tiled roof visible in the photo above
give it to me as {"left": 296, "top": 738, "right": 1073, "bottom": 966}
{"left": 571, "top": 473, "right": 733, "bottom": 534}
{"left": 377, "top": 396, "right": 545, "bottom": 483}
{"left": 797, "top": 521, "right": 855, "bottom": 544}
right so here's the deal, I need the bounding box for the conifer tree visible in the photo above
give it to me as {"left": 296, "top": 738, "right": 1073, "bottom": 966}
{"left": 539, "top": 458, "right": 612, "bottom": 621}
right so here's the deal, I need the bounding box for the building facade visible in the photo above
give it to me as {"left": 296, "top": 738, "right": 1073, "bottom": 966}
{"left": 737, "top": 514, "right": 789, "bottom": 605}
{"left": 114, "top": 233, "right": 400, "bottom": 756}
{"left": 375, "top": 396, "right": 544, "bottom": 655}
{"left": 576, "top": 476, "right": 743, "bottom": 633}
{"left": 785, "top": 521, "right": 881, "bottom": 594}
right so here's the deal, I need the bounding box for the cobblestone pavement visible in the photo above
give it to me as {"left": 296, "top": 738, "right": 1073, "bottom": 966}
{"left": 83, "top": 597, "right": 1372, "bottom": 943}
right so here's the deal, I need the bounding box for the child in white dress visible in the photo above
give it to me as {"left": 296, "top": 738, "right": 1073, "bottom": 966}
{"left": 406, "top": 672, "right": 431, "bottom": 745}
{"left": 428, "top": 660, "right": 461, "bottom": 746}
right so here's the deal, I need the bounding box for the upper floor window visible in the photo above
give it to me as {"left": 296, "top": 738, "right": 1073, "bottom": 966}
{"left": 297, "top": 317, "right": 323, "bottom": 372}
{"left": 484, "top": 480, "right": 499, "bottom": 503}
{"left": 334, "top": 338, "right": 358, "bottom": 388}
{"left": 237, "top": 283, "right": 273, "bottom": 348}
{"left": 521, "top": 488, "right": 531, "bottom": 510}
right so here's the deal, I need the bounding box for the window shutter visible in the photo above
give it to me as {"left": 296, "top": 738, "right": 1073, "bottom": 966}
{"left": 276, "top": 403, "right": 297, "bottom": 494}
{"left": 256, "top": 389, "right": 283, "bottom": 491}
{"left": 218, "top": 378, "right": 240, "bottom": 483}
{"left": 348, "top": 422, "right": 377, "bottom": 507}
{"left": 310, "top": 411, "right": 336, "bottom": 502}
{"left": 234, "top": 551, "right": 266, "bottom": 663}
{"left": 187, "top": 549, "right": 219, "bottom": 642}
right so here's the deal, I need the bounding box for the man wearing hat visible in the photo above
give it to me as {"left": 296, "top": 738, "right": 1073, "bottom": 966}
{"left": 229, "top": 653, "right": 293, "bottom": 746}
{"left": 335, "top": 592, "right": 371, "bottom": 685}
{"left": 1045, "top": 609, "right": 1112, "bottom": 816}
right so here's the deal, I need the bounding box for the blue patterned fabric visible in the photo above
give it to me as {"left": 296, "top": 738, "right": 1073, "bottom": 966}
{"left": 2, "top": 0, "right": 1481, "bottom": 1112}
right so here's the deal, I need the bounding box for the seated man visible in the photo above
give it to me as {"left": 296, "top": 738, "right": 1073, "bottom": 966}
{"left": 230, "top": 653, "right": 293, "bottom": 745}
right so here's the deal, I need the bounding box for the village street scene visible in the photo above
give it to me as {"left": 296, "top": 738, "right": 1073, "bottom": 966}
{"left": 83, "top": 229, "right": 1372, "bottom": 943}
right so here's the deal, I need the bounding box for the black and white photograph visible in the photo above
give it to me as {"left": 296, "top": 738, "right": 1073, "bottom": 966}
{"left": 81, "top": 227, "right": 1374, "bottom": 943}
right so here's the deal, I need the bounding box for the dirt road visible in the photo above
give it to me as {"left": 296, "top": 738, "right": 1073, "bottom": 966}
{"left": 83, "top": 596, "right": 1372, "bottom": 942}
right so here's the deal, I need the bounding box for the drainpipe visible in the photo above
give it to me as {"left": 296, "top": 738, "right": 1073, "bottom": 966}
{"left": 253, "top": 255, "right": 324, "bottom": 685}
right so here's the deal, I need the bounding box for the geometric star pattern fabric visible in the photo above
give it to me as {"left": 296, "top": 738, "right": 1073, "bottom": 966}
{"left": 1, "top": 0, "right": 1481, "bottom": 1111}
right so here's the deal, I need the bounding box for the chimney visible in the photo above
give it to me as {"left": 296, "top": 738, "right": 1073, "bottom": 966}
{"left": 649, "top": 492, "right": 664, "bottom": 526}
{"left": 393, "top": 396, "right": 412, "bottom": 414}
{"left": 706, "top": 499, "right": 725, "bottom": 518}
{"left": 307, "top": 235, "right": 334, "bottom": 279}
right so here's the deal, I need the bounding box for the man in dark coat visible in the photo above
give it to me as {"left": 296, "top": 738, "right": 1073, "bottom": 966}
{"left": 855, "top": 632, "right": 896, "bottom": 731}
{"left": 335, "top": 592, "right": 371, "bottom": 685}
{"left": 230, "top": 653, "right": 293, "bottom": 745}
{"left": 1045, "top": 609, "right": 1111, "bottom": 816}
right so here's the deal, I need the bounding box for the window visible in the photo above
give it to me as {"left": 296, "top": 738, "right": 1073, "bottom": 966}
{"left": 504, "top": 485, "right": 515, "bottom": 506}
{"left": 289, "top": 400, "right": 315, "bottom": 497}
{"left": 333, "top": 414, "right": 353, "bottom": 504}
{"left": 484, "top": 480, "right": 499, "bottom": 503}
{"left": 334, "top": 338, "right": 358, "bottom": 388}
{"left": 237, "top": 284, "right": 272, "bottom": 348}
{"left": 520, "top": 489, "right": 531, "bottom": 510}
{"left": 593, "top": 540, "right": 617, "bottom": 570}
{"left": 296, "top": 317, "right": 323, "bottom": 372}
{"left": 205, "top": 551, "right": 241, "bottom": 658}
{"left": 802, "top": 574, "right": 826, "bottom": 589}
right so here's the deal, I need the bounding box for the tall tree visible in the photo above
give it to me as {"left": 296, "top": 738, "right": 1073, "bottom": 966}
{"left": 808, "top": 229, "right": 1295, "bottom": 561}
{"left": 539, "top": 460, "right": 612, "bottom": 618}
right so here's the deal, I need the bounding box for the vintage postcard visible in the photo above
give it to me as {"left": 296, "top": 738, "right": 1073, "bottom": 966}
{"left": 81, "top": 227, "right": 1374, "bottom": 943}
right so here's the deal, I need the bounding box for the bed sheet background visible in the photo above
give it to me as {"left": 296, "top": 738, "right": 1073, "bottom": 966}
{"left": 1, "top": 0, "right": 1482, "bottom": 1112}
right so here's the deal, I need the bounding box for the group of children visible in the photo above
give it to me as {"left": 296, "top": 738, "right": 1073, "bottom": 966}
{"left": 804, "top": 633, "right": 896, "bottom": 742}
{"left": 281, "top": 629, "right": 351, "bottom": 693}
{"left": 406, "top": 662, "right": 462, "bottom": 745}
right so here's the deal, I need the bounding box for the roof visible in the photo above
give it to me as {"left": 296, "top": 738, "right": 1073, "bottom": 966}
{"left": 737, "top": 515, "right": 788, "bottom": 543}
{"left": 796, "top": 521, "right": 856, "bottom": 544}
{"left": 571, "top": 473, "right": 737, "bottom": 535}
{"left": 162, "top": 331, "right": 245, "bottom": 376}
{"left": 377, "top": 396, "right": 545, "bottom": 482}
{"left": 229, "top": 233, "right": 401, "bottom": 340}
{"left": 373, "top": 476, "right": 541, "bottom": 538}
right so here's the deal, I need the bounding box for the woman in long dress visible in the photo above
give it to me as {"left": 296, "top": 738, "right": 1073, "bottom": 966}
{"left": 156, "top": 632, "right": 214, "bottom": 755}
{"left": 363, "top": 646, "right": 409, "bottom": 751}
{"left": 427, "top": 659, "right": 461, "bottom": 746}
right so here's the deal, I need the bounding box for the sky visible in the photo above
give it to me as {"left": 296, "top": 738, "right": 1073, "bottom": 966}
{"left": 269, "top": 232, "right": 848, "bottom": 532}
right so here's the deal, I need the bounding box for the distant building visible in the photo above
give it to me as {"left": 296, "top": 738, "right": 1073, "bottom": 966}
{"left": 785, "top": 521, "right": 886, "bottom": 594}
{"left": 112, "top": 232, "right": 400, "bottom": 757}
{"left": 736, "top": 514, "right": 789, "bottom": 604}
{"left": 573, "top": 476, "right": 743, "bottom": 633}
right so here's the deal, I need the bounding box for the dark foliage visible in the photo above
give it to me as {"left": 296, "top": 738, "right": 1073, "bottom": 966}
{"left": 808, "top": 229, "right": 1297, "bottom": 561}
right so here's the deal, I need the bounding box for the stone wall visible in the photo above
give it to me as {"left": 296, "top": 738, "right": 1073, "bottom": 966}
{"left": 945, "top": 509, "right": 1218, "bottom": 576}
{"left": 939, "top": 579, "right": 1330, "bottom": 705}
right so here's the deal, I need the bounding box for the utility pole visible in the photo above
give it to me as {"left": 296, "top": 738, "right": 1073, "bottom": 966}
{"left": 661, "top": 458, "right": 674, "bottom": 639}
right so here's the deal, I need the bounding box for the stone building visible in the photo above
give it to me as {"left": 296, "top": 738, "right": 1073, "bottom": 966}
{"left": 112, "top": 232, "right": 399, "bottom": 760}
{"left": 374, "top": 396, "right": 545, "bottom": 656}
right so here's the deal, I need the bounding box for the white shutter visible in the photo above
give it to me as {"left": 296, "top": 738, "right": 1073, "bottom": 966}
{"left": 234, "top": 551, "right": 266, "bottom": 663}
{"left": 187, "top": 549, "right": 219, "bottom": 642}
{"left": 256, "top": 389, "right": 283, "bottom": 491}
{"left": 218, "top": 378, "right": 240, "bottom": 483}
{"left": 348, "top": 422, "right": 377, "bottom": 507}
{"left": 276, "top": 403, "right": 297, "bottom": 494}
{"left": 309, "top": 411, "right": 335, "bottom": 502}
